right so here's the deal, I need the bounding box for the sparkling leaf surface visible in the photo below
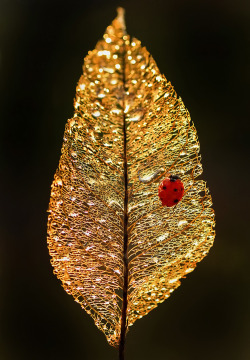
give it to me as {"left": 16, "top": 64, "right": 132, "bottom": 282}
{"left": 47, "top": 8, "right": 215, "bottom": 347}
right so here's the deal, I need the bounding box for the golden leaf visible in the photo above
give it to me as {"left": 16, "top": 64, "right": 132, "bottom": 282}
{"left": 47, "top": 7, "right": 215, "bottom": 351}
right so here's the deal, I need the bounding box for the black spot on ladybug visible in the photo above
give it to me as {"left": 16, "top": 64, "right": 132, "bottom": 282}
{"left": 174, "top": 199, "right": 179, "bottom": 203}
{"left": 174, "top": 188, "right": 178, "bottom": 192}
{"left": 163, "top": 186, "right": 167, "bottom": 190}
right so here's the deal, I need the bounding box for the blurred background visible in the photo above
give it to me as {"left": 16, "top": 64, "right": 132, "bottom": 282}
{"left": 1, "top": 0, "right": 250, "bottom": 359}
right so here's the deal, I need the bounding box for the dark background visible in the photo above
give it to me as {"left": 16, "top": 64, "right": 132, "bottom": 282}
{"left": 1, "top": 0, "right": 250, "bottom": 359}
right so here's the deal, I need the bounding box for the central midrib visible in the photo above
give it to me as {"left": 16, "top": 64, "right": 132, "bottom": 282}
{"left": 119, "top": 38, "right": 129, "bottom": 360}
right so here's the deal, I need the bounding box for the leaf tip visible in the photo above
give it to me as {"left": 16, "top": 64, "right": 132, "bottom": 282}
{"left": 115, "top": 7, "right": 126, "bottom": 31}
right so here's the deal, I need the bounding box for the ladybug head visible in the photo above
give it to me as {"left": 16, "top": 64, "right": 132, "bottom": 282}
{"left": 169, "top": 174, "right": 180, "bottom": 182}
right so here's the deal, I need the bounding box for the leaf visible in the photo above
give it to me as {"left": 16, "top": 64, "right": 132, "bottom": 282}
{"left": 47, "top": 8, "right": 215, "bottom": 349}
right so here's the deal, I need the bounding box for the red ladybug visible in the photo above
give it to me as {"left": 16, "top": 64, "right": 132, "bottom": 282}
{"left": 158, "top": 175, "right": 184, "bottom": 207}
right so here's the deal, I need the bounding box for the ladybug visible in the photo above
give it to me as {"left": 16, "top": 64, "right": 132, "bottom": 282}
{"left": 158, "top": 175, "right": 184, "bottom": 207}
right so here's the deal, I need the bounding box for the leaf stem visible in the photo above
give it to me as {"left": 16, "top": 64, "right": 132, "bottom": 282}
{"left": 119, "top": 32, "right": 128, "bottom": 360}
